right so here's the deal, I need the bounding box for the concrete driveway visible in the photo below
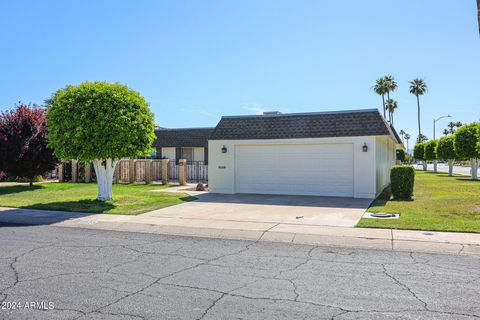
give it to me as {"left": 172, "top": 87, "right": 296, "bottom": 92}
{"left": 143, "top": 193, "right": 372, "bottom": 228}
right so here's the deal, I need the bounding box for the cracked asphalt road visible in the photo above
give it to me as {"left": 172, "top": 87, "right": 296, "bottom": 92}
{"left": 0, "top": 223, "right": 479, "bottom": 320}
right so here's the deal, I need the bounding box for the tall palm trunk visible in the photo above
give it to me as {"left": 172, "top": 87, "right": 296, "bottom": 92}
{"left": 382, "top": 95, "right": 386, "bottom": 119}
{"left": 386, "top": 92, "right": 391, "bottom": 122}
{"left": 416, "top": 95, "right": 421, "bottom": 142}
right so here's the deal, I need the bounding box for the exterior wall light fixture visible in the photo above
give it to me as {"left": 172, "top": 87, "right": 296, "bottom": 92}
{"left": 221, "top": 145, "right": 228, "bottom": 153}
{"left": 362, "top": 143, "right": 368, "bottom": 152}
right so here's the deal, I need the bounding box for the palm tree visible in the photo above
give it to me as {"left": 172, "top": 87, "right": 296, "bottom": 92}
{"left": 446, "top": 121, "right": 462, "bottom": 134}
{"left": 399, "top": 129, "right": 405, "bottom": 143}
{"left": 477, "top": 0, "right": 480, "bottom": 33}
{"left": 447, "top": 121, "right": 456, "bottom": 134}
{"left": 443, "top": 129, "right": 449, "bottom": 136}
{"left": 409, "top": 78, "right": 428, "bottom": 143}
{"left": 385, "top": 98, "right": 398, "bottom": 125}
{"left": 418, "top": 133, "right": 428, "bottom": 142}
{"left": 373, "top": 78, "right": 388, "bottom": 119}
{"left": 384, "top": 75, "right": 398, "bottom": 100}
{"left": 404, "top": 133, "right": 411, "bottom": 153}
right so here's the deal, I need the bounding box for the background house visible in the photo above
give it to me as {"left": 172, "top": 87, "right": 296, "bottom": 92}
{"left": 153, "top": 127, "right": 214, "bottom": 163}
{"left": 208, "top": 109, "right": 402, "bottom": 199}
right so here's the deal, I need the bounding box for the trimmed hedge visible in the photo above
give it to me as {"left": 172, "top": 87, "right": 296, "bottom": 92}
{"left": 390, "top": 165, "right": 415, "bottom": 200}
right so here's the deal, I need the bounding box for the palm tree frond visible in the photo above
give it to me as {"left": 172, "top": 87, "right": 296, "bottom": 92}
{"left": 409, "top": 78, "right": 428, "bottom": 96}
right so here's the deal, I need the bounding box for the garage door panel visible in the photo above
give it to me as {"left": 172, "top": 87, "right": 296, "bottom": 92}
{"left": 235, "top": 143, "right": 354, "bottom": 197}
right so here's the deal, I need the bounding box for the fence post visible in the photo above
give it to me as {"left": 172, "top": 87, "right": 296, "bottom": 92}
{"left": 58, "top": 162, "right": 65, "bottom": 182}
{"left": 145, "top": 159, "right": 152, "bottom": 184}
{"left": 178, "top": 159, "right": 187, "bottom": 185}
{"left": 71, "top": 160, "right": 78, "bottom": 182}
{"left": 161, "top": 159, "right": 169, "bottom": 185}
{"left": 129, "top": 159, "right": 135, "bottom": 183}
{"left": 84, "top": 162, "right": 91, "bottom": 183}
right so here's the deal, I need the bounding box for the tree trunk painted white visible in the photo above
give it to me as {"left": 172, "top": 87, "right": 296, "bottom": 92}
{"left": 433, "top": 160, "right": 438, "bottom": 173}
{"left": 92, "top": 158, "right": 119, "bottom": 201}
{"left": 471, "top": 158, "right": 478, "bottom": 181}
{"left": 447, "top": 159, "right": 454, "bottom": 176}
{"left": 423, "top": 161, "right": 427, "bottom": 171}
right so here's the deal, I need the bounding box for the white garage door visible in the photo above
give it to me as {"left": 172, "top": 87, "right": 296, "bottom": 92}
{"left": 234, "top": 143, "right": 354, "bottom": 197}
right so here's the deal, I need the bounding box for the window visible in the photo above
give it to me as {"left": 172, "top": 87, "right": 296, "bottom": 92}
{"left": 181, "top": 148, "right": 194, "bottom": 161}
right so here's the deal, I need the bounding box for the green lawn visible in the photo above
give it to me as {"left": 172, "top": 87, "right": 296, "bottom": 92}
{"left": 0, "top": 183, "right": 196, "bottom": 215}
{"left": 357, "top": 171, "right": 480, "bottom": 233}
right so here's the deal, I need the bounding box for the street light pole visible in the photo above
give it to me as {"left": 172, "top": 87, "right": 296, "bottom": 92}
{"left": 433, "top": 114, "right": 452, "bottom": 172}
{"left": 433, "top": 115, "right": 452, "bottom": 140}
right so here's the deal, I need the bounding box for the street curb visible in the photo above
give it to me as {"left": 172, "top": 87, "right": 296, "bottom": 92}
{"left": 50, "top": 219, "right": 480, "bottom": 256}
{"left": 1, "top": 206, "right": 479, "bottom": 256}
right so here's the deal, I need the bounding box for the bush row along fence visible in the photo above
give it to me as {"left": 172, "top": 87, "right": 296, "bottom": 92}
{"left": 55, "top": 159, "right": 208, "bottom": 185}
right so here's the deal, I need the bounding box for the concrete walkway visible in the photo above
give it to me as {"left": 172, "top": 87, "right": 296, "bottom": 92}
{"left": 0, "top": 206, "right": 479, "bottom": 256}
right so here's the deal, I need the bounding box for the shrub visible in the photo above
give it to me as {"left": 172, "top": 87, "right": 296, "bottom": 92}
{"left": 396, "top": 149, "right": 406, "bottom": 162}
{"left": 404, "top": 153, "right": 412, "bottom": 163}
{"left": 390, "top": 165, "right": 415, "bottom": 200}
{"left": 1, "top": 175, "right": 42, "bottom": 183}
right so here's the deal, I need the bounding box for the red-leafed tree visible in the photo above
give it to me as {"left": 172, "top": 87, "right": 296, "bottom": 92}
{"left": 0, "top": 104, "right": 57, "bottom": 186}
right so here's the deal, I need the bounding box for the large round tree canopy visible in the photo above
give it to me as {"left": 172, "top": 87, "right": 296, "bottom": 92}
{"left": 424, "top": 140, "right": 438, "bottom": 161}
{"left": 413, "top": 142, "right": 426, "bottom": 160}
{"left": 436, "top": 135, "right": 456, "bottom": 160}
{"left": 46, "top": 81, "right": 155, "bottom": 161}
{"left": 454, "top": 123, "right": 480, "bottom": 160}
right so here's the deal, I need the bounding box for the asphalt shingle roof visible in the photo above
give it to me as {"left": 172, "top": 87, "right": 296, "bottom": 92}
{"left": 153, "top": 128, "right": 214, "bottom": 148}
{"left": 209, "top": 109, "right": 402, "bottom": 143}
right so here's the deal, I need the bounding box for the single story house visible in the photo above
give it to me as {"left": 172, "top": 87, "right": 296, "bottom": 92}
{"left": 208, "top": 109, "right": 402, "bottom": 199}
{"left": 153, "top": 127, "right": 214, "bottom": 163}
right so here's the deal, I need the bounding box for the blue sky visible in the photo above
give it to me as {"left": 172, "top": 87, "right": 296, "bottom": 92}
{"left": 1, "top": 0, "right": 479, "bottom": 141}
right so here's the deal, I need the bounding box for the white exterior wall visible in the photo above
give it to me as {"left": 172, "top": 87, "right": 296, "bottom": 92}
{"left": 161, "top": 147, "right": 176, "bottom": 160}
{"left": 208, "top": 136, "right": 378, "bottom": 199}
{"left": 375, "top": 136, "right": 397, "bottom": 195}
